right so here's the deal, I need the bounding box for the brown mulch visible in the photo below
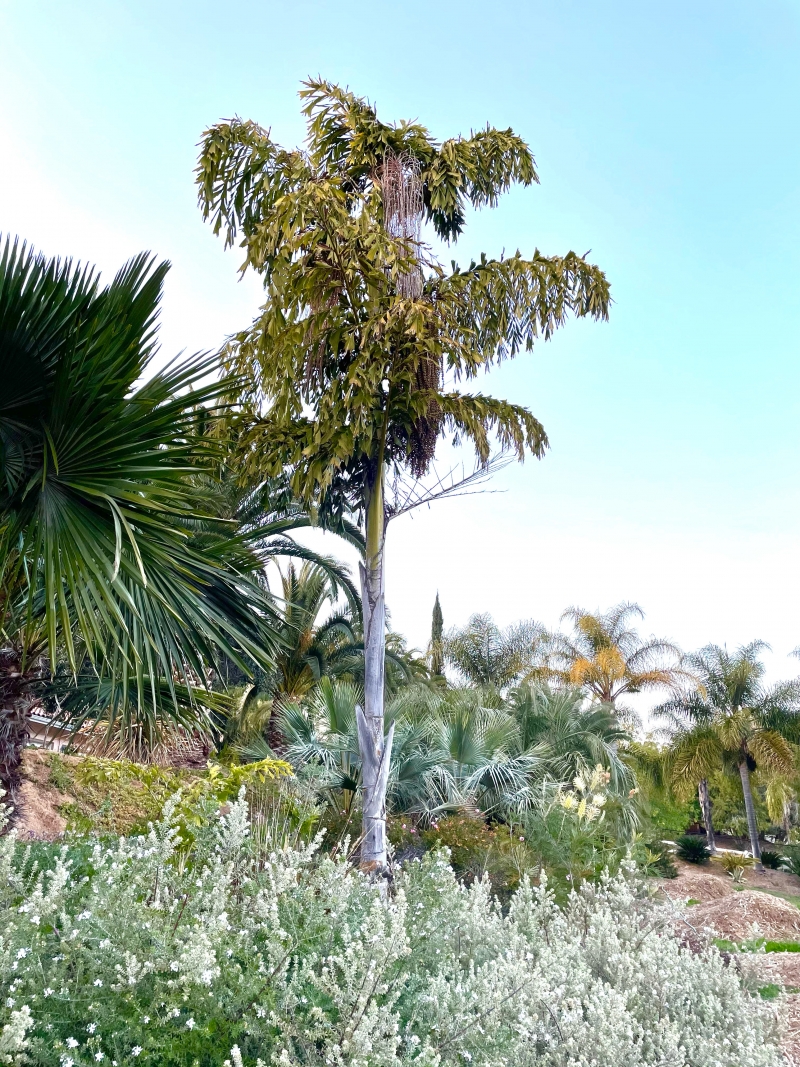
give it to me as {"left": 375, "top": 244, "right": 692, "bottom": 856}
{"left": 782, "top": 995, "right": 800, "bottom": 1065}
{"left": 660, "top": 868, "right": 735, "bottom": 904}
{"left": 658, "top": 859, "right": 800, "bottom": 904}
{"left": 737, "top": 952, "right": 800, "bottom": 989}
{"left": 687, "top": 891, "right": 800, "bottom": 943}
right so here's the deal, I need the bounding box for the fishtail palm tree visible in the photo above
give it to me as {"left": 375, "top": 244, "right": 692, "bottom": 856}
{"left": 197, "top": 79, "right": 611, "bottom": 872}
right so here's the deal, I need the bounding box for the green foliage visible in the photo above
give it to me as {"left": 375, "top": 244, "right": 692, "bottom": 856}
{"left": 443, "top": 613, "right": 547, "bottom": 688}
{"left": 780, "top": 847, "right": 800, "bottom": 877}
{"left": 760, "top": 849, "right": 783, "bottom": 869}
{"left": 0, "top": 797, "right": 785, "bottom": 1067}
{"left": 419, "top": 814, "right": 533, "bottom": 901}
{"left": 706, "top": 770, "right": 768, "bottom": 837}
{"left": 660, "top": 642, "right": 800, "bottom": 857}
{"left": 647, "top": 794, "right": 700, "bottom": 835}
{"left": 429, "top": 593, "right": 444, "bottom": 678}
{"left": 32, "top": 751, "right": 294, "bottom": 838}
{"left": 721, "top": 852, "right": 755, "bottom": 874}
{"left": 273, "top": 679, "right": 633, "bottom": 825}
{"left": 197, "top": 79, "right": 610, "bottom": 519}
{"left": 0, "top": 238, "right": 286, "bottom": 796}
{"left": 518, "top": 766, "right": 638, "bottom": 897}
{"left": 675, "top": 835, "right": 711, "bottom": 864}
{"left": 624, "top": 739, "right": 699, "bottom": 834}
{"left": 758, "top": 984, "right": 783, "bottom": 1000}
{"left": 639, "top": 841, "right": 679, "bottom": 879}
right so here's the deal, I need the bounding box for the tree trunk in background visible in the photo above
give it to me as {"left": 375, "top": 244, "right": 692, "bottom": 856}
{"left": 356, "top": 464, "right": 394, "bottom": 875}
{"left": 266, "top": 697, "right": 288, "bottom": 757}
{"left": 783, "top": 798, "right": 796, "bottom": 841}
{"left": 0, "top": 652, "right": 31, "bottom": 816}
{"left": 739, "top": 759, "right": 763, "bottom": 868}
{"left": 698, "top": 778, "right": 717, "bottom": 854}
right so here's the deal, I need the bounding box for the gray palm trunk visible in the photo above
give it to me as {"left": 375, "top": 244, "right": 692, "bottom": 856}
{"left": 355, "top": 468, "right": 394, "bottom": 875}
{"left": 697, "top": 778, "right": 716, "bottom": 854}
{"left": 738, "top": 758, "right": 763, "bottom": 867}
{"left": 783, "top": 799, "right": 795, "bottom": 840}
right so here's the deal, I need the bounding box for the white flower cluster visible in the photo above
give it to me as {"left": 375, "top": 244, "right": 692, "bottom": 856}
{"left": 0, "top": 795, "right": 783, "bottom": 1066}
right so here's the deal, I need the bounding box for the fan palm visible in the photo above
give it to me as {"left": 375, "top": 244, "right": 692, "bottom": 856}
{"left": 509, "top": 683, "right": 632, "bottom": 790}
{"left": 0, "top": 238, "right": 282, "bottom": 800}
{"left": 546, "top": 603, "right": 685, "bottom": 724}
{"left": 185, "top": 433, "right": 364, "bottom": 599}
{"left": 657, "top": 642, "right": 800, "bottom": 866}
{"left": 269, "top": 679, "right": 633, "bottom": 829}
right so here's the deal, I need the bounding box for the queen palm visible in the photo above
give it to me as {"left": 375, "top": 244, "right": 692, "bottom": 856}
{"left": 546, "top": 603, "right": 685, "bottom": 724}
{"left": 0, "top": 239, "right": 282, "bottom": 801}
{"left": 658, "top": 642, "right": 800, "bottom": 866}
{"left": 197, "top": 79, "right": 611, "bottom": 871}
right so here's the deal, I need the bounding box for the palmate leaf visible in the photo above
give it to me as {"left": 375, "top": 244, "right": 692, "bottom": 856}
{"left": 0, "top": 237, "right": 281, "bottom": 725}
{"left": 49, "top": 670, "right": 240, "bottom": 751}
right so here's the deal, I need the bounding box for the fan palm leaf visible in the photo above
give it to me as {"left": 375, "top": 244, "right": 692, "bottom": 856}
{"left": 0, "top": 238, "right": 282, "bottom": 794}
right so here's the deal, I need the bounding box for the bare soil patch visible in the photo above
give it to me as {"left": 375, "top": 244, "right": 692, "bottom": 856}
{"left": 13, "top": 750, "right": 80, "bottom": 840}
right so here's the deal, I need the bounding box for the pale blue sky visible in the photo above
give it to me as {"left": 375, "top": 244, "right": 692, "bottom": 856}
{"left": 2, "top": 1, "right": 799, "bottom": 694}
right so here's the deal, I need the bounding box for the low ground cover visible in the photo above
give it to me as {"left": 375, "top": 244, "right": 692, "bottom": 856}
{"left": 0, "top": 791, "right": 785, "bottom": 1067}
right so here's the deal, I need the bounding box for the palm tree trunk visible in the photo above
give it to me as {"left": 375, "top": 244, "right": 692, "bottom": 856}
{"left": 738, "top": 759, "right": 762, "bottom": 867}
{"left": 356, "top": 463, "right": 394, "bottom": 876}
{"left": 783, "top": 798, "right": 795, "bottom": 841}
{"left": 0, "top": 654, "right": 32, "bottom": 816}
{"left": 698, "top": 778, "right": 717, "bottom": 854}
{"left": 266, "top": 696, "right": 288, "bottom": 757}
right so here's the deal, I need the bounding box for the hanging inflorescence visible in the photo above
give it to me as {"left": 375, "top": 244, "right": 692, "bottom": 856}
{"left": 380, "top": 151, "right": 424, "bottom": 300}
{"left": 379, "top": 151, "right": 442, "bottom": 477}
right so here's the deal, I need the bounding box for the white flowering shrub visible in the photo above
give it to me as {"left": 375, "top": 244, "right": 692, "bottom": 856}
{"left": 0, "top": 793, "right": 783, "bottom": 1066}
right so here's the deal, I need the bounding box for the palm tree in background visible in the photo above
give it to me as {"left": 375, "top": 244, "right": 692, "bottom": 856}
{"left": 546, "top": 603, "right": 686, "bottom": 725}
{"left": 509, "top": 683, "right": 632, "bottom": 790}
{"left": 658, "top": 642, "right": 800, "bottom": 866}
{"left": 444, "top": 613, "right": 548, "bottom": 689}
{"left": 0, "top": 239, "right": 283, "bottom": 801}
{"left": 269, "top": 680, "right": 631, "bottom": 825}
{"left": 272, "top": 562, "right": 359, "bottom": 702}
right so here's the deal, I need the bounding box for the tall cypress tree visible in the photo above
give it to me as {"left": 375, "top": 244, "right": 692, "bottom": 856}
{"left": 430, "top": 593, "right": 444, "bottom": 677}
